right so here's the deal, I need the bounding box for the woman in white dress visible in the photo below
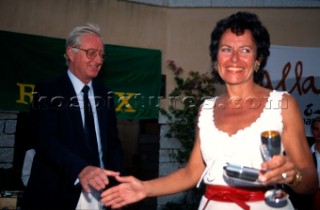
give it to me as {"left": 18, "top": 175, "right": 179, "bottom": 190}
{"left": 100, "top": 12, "right": 318, "bottom": 210}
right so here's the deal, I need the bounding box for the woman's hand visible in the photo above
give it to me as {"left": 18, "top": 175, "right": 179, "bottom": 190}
{"left": 100, "top": 175, "right": 147, "bottom": 209}
{"left": 259, "top": 155, "right": 296, "bottom": 185}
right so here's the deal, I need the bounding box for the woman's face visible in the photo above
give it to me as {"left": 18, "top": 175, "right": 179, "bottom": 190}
{"left": 217, "top": 29, "right": 257, "bottom": 85}
{"left": 312, "top": 121, "right": 320, "bottom": 142}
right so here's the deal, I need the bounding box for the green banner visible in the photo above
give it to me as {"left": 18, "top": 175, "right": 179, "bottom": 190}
{"left": 0, "top": 30, "right": 161, "bottom": 119}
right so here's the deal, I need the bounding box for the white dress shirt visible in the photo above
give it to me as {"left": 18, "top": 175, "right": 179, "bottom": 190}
{"left": 67, "top": 70, "right": 104, "bottom": 210}
{"left": 311, "top": 144, "right": 320, "bottom": 187}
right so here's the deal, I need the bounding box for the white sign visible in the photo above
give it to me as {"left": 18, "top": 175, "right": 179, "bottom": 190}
{"left": 264, "top": 45, "right": 320, "bottom": 136}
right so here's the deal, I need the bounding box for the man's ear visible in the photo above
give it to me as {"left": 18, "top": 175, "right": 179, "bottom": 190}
{"left": 66, "top": 46, "right": 74, "bottom": 62}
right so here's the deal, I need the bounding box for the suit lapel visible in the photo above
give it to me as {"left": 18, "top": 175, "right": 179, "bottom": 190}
{"left": 61, "top": 74, "right": 84, "bottom": 133}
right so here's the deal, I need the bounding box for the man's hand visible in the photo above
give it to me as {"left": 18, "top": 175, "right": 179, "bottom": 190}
{"left": 79, "top": 166, "right": 120, "bottom": 193}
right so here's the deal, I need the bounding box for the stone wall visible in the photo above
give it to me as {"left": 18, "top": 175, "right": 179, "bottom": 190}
{"left": 0, "top": 112, "right": 17, "bottom": 169}
{"left": 157, "top": 114, "right": 186, "bottom": 209}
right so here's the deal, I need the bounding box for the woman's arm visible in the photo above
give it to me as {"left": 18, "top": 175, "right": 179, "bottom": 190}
{"left": 144, "top": 127, "right": 205, "bottom": 196}
{"left": 100, "top": 125, "right": 206, "bottom": 208}
{"left": 281, "top": 94, "right": 318, "bottom": 193}
{"left": 260, "top": 94, "right": 318, "bottom": 194}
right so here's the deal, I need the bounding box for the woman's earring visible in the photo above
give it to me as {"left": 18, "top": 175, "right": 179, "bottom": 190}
{"left": 254, "top": 62, "right": 260, "bottom": 72}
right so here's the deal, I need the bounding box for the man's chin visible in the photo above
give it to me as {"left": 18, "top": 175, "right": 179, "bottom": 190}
{"left": 89, "top": 71, "right": 99, "bottom": 78}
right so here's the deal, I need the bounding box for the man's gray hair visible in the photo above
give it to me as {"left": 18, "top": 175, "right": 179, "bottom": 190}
{"left": 65, "top": 23, "right": 103, "bottom": 65}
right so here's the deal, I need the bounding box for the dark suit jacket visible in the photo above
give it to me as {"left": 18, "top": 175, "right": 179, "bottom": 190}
{"left": 21, "top": 73, "right": 123, "bottom": 210}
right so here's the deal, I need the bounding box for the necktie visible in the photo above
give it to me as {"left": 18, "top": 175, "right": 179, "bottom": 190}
{"left": 82, "top": 85, "right": 99, "bottom": 165}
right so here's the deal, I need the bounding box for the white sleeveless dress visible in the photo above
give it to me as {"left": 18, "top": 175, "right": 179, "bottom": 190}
{"left": 197, "top": 90, "right": 294, "bottom": 210}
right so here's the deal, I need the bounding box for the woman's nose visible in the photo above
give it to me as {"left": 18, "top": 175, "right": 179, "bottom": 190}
{"left": 230, "top": 51, "right": 239, "bottom": 62}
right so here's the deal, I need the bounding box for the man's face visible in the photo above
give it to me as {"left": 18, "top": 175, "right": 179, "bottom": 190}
{"left": 312, "top": 121, "right": 320, "bottom": 141}
{"left": 67, "top": 34, "right": 104, "bottom": 84}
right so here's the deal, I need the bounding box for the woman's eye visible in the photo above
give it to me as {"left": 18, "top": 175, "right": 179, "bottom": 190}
{"left": 240, "top": 48, "right": 251, "bottom": 54}
{"left": 220, "top": 47, "right": 231, "bottom": 53}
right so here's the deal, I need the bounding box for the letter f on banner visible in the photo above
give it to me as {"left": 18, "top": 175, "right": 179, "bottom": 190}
{"left": 16, "top": 83, "right": 35, "bottom": 105}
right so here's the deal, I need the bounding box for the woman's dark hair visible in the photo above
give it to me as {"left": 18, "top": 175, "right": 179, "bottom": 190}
{"left": 209, "top": 12, "right": 270, "bottom": 84}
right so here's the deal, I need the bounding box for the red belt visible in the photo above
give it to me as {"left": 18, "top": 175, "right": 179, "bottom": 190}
{"left": 202, "top": 185, "right": 265, "bottom": 210}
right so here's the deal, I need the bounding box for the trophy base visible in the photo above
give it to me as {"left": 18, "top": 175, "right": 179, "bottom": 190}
{"left": 265, "top": 189, "right": 288, "bottom": 208}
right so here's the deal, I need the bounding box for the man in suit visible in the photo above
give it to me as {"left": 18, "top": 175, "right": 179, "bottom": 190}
{"left": 310, "top": 116, "right": 320, "bottom": 210}
{"left": 21, "top": 23, "right": 123, "bottom": 210}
